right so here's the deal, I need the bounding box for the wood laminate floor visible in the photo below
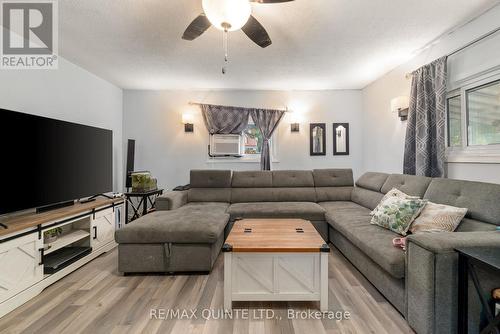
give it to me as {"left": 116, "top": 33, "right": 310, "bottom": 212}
{"left": 0, "top": 246, "right": 414, "bottom": 334}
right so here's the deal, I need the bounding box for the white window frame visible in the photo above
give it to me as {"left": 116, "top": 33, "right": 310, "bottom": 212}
{"left": 445, "top": 69, "right": 500, "bottom": 163}
{"left": 206, "top": 119, "right": 280, "bottom": 163}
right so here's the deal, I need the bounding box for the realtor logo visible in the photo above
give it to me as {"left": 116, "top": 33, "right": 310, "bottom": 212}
{"left": 1, "top": 0, "right": 58, "bottom": 69}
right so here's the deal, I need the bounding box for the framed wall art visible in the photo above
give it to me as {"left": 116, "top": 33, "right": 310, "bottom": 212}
{"left": 310, "top": 123, "right": 326, "bottom": 156}
{"left": 333, "top": 123, "right": 349, "bottom": 155}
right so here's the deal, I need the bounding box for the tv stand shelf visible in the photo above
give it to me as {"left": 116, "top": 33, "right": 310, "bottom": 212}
{"left": 44, "top": 229, "right": 90, "bottom": 255}
{"left": 0, "top": 198, "right": 124, "bottom": 318}
{"left": 0, "top": 198, "right": 122, "bottom": 239}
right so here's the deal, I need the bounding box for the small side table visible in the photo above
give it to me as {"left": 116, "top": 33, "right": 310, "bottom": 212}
{"left": 124, "top": 189, "right": 164, "bottom": 224}
{"left": 456, "top": 247, "right": 500, "bottom": 334}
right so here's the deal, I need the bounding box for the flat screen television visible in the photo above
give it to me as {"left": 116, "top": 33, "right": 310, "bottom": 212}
{"left": 0, "top": 109, "right": 113, "bottom": 214}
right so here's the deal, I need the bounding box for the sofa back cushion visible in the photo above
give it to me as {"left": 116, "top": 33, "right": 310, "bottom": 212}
{"left": 188, "top": 170, "right": 232, "bottom": 202}
{"left": 272, "top": 171, "right": 316, "bottom": 202}
{"left": 351, "top": 187, "right": 384, "bottom": 210}
{"left": 313, "top": 169, "right": 354, "bottom": 202}
{"left": 424, "top": 178, "right": 500, "bottom": 226}
{"left": 356, "top": 172, "right": 389, "bottom": 192}
{"left": 231, "top": 171, "right": 272, "bottom": 188}
{"left": 230, "top": 171, "right": 273, "bottom": 202}
{"left": 381, "top": 174, "right": 432, "bottom": 198}
{"left": 351, "top": 172, "right": 389, "bottom": 210}
{"left": 231, "top": 170, "right": 317, "bottom": 203}
{"left": 272, "top": 170, "right": 314, "bottom": 187}
{"left": 456, "top": 218, "right": 498, "bottom": 232}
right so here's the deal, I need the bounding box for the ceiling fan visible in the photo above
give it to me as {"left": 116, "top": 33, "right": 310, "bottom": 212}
{"left": 182, "top": 0, "right": 295, "bottom": 49}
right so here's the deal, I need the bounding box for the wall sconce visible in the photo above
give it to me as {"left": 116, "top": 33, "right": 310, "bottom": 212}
{"left": 291, "top": 123, "right": 300, "bottom": 132}
{"left": 391, "top": 96, "right": 410, "bottom": 121}
{"left": 182, "top": 114, "right": 194, "bottom": 132}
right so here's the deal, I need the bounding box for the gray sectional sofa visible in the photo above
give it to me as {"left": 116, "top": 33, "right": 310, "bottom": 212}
{"left": 115, "top": 169, "right": 500, "bottom": 334}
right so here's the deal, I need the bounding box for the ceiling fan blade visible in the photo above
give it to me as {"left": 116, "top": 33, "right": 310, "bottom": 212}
{"left": 182, "top": 14, "right": 211, "bottom": 41}
{"left": 242, "top": 15, "right": 272, "bottom": 48}
{"left": 250, "top": 0, "right": 294, "bottom": 3}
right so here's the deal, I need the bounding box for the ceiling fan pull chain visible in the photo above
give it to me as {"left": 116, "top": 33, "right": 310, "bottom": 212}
{"left": 222, "top": 28, "right": 229, "bottom": 74}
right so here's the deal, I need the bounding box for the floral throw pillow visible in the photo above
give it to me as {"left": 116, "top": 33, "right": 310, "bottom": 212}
{"left": 410, "top": 202, "right": 467, "bottom": 234}
{"left": 370, "top": 188, "right": 419, "bottom": 215}
{"left": 370, "top": 197, "right": 428, "bottom": 236}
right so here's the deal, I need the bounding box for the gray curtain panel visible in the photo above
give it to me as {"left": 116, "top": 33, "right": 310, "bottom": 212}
{"left": 200, "top": 104, "right": 250, "bottom": 134}
{"left": 403, "top": 56, "right": 447, "bottom": 177}
{"left": 251, "top": 109, "right": 285, "bottom": 171}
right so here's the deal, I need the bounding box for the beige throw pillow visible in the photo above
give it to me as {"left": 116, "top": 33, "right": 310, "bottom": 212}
{"left": 410, "top": 202, "right": 467, "bottom": 234}
{"left": 370, "top": 188, "right": 418, "bottom": 215}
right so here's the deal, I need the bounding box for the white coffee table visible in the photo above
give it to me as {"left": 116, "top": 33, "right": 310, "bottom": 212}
{"left": 223, "top": 219, "right": 329, "bottom": 311}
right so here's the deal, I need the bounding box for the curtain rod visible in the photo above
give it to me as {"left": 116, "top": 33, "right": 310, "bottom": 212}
{"left": 188, "top": 101, "right": 289, "bottom": 112}
{"left": 405, "top": 26, "right": 500, "bottom": 79}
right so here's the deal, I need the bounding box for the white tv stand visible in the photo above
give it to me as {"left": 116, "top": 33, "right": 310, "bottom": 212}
{"left": 0, "top": 198, "right": 124, "bottom": 318}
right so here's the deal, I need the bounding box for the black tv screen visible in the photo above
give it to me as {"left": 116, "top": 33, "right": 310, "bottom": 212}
{"left": 0, "top": 109, "right": 113, "bottom": 214}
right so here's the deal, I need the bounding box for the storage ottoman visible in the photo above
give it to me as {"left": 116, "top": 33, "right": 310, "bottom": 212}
{"left": 115, "top": 204, "right": 230, "bottom": 273}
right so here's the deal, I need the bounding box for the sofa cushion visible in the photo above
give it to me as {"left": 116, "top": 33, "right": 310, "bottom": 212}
{"left": 188, "top": 170, "right": 232, "bottom": 203}
{"left": 351, "top": 187, "right": 384, "bottom": 210}
{"left": 456, "top": 218, "right": 498, "bottom": 232}
{"left": 271, "top": 188, "right": 317, "bottom": 202}
{"left": 188, "top": 188, "right": 231, "bottom": 203}
{"left": 323, "top": 202, "right": 405, "bottom": 279}
{"left": 227, "top": 202, "right": 326, "bottom": 221}
{"left": 272, "top": 170, "right": 314, "bottom": 187}
{"left": 319, "top": 201, "right": 368, "bottom": 212}
{"left": 381, "top": 174, "right": 432, "bottom": 197}
{"left": 156, "top": 191, "right": 188, "bottom": 211}
{"left": 356, "top": 172, "right": 389, "bottom": 192}
{"left": 424, "top": 178, "right": 500, "bottom": 226}
{"left": 315, "top": 186, "right": 353, "bottom": 202}
{"left": 231, "top": 170, "right": 317, "bottom": 203}
{"left": 231, "top": 188, "right": 275, "bottom": 203}
{"left": 231, "top": 188, "right": 316, "bottom": 203}
{"left": 115, "top": 205, "right": 229, "bottom": 244}
{"left": 190, "top": 170, "right": 232, "bottom": 188}
{"left": 312, "top": 169, "right": 354, "bottom": 202}
{"left": 182, "top": 202, "right": 230, "bottom": 210}
{"left": 313, "top": 169, "right": 354, "bottom": 187}
{"left": 232, "top": 171, "right": 272, "bottom": 188}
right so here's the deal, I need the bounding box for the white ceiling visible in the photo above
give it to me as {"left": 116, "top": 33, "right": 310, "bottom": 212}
{"left": 59, "top": 0, "right": 499, "bottom": 90}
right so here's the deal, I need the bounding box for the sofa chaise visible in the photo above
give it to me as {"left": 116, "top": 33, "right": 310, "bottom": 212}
{"left": 115, "top": 169, "right": 500, "bottom": 334}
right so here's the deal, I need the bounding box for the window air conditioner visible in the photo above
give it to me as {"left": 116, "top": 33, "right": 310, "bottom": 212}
{"left": 209, "top": 134, "right": 242, "bottom": 157}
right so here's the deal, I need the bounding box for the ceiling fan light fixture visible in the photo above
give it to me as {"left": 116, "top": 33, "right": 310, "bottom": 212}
{"left": 202, "top": 0, "right": 251, "bottom": 31}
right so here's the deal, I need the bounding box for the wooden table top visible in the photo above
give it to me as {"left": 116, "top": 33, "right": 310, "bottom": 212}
{"left": 224, "top": 219, "right": 328, "bottom": 253}
{"left": 0, "top": 198, "right": 123, "bottom": 238}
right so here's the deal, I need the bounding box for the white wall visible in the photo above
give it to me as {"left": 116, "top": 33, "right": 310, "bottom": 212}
{"left": 362, "top": 5, "right": 500, "bottom": 184}
{"left": 0, "top": 57, "right": 124, "bottom": 191}
{"left": 123, "top": 90, "right": 363, "bottom": 189}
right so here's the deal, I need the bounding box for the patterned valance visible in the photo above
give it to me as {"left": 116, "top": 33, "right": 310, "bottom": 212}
{"left": 200, "top": 104, "right": 251, "bottom": 135}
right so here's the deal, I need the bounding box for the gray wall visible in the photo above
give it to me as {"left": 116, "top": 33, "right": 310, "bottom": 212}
{"left": 0, "top": 57, "right": 124, "bottom": 191}
{"left": 123, "top": 90, "right": 363, "bottom": 189}
{"left": 361, "top": 5, "right": 500, "bottom": 184}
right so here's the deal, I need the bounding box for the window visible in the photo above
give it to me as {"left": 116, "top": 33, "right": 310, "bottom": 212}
{"left": 447, "top": 94, "right": 462, "bottom": 147}
{"left": 446, "top": 71, "right": 500, "bottom": 163}
{"left": 466, "top": 80, "right": 500, "bottom": 146}
{"left": 243, "top": 122, "right": 263, "bottom": 155}
{"left": 207, "top": 119, "right": 279, "bottom": 163}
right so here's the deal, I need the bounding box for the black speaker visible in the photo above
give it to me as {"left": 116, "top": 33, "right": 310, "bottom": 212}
{"left": 126, "top": 139, "right": 135, "bottom": 188}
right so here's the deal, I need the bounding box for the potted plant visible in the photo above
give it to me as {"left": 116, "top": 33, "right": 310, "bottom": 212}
{"left": 44, "top": 227, "right": 62, "bottom": 244}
